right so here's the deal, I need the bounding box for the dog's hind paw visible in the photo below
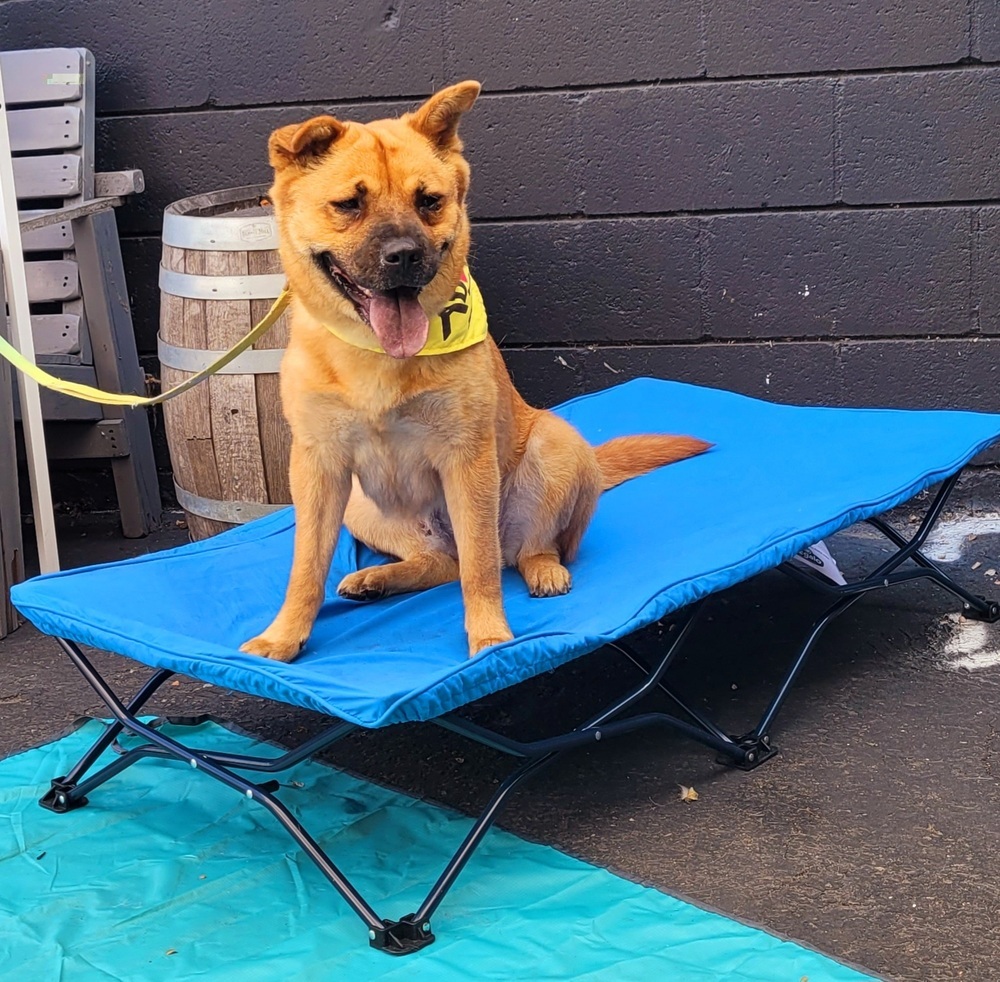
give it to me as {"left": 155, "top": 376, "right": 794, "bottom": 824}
{"left": 337, "top": 568, "right": 388, "bottom": 602}
{"left": 525, "top": 562, "right": 572, "bottom": 598}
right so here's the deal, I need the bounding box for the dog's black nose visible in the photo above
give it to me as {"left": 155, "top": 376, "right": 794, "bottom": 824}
{"left": 380, "top": 237, "right": 422, "bottom": 275}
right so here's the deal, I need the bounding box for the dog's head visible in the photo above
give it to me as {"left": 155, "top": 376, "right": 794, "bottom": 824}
{"left": 267, "top": 81, "right": 480, "bottom": 358}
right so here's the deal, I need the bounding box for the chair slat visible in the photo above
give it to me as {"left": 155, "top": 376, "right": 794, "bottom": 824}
{"left": 0, "top": 48, "right": 85, "bottom": 106}
{"left": 18, "top": 212, "right": 73, "bottom": 251}
{"left": 8, "top": 106, "right": 82, "bottom": 153}
{"left": 13, "top": 314, "right": 82, "bottom": 356}
{"left": 25, "top": 260, "right": 80, "bottom": 302}
{"left": 12, "top": 154, "right": 82, "bottom": 199}
{"left": 11, "top": 362, "right": 103, "bottom": 421}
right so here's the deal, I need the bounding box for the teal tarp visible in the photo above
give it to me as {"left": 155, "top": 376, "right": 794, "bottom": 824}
{"left": 0, "top": 721, "right": 877, "bottom": 981}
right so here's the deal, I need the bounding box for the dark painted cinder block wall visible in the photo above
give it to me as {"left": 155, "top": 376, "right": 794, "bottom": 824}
{"left": 3, "top": 0, "right": 1000, "bottom": 499}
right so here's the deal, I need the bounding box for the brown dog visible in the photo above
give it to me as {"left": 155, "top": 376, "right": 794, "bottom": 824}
{"left": 240, "top": 81, "right": 709, "bottom": 662}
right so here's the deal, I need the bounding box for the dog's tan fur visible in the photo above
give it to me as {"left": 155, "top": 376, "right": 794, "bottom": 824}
{"left": 240, "top": 81, "right": 709, "bottom": 662}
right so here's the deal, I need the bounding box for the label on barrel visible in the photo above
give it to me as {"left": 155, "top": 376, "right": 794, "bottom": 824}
{"left": 239, "top": 221, "right": 274, "bottom": 244}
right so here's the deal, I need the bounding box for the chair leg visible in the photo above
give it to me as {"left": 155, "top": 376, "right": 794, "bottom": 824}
{"left": 0, "top": 289, "right": 24, "bottom": 636}
{"left": 71, "top": 211, "right": 160, "bottom": 536}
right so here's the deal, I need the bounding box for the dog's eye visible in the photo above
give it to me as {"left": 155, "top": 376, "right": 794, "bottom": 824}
{"left": 417, "top": 193, "right": 442, "bottom": 213}
{"left": 332, "top": 197, "right": 361, "bottom": 214}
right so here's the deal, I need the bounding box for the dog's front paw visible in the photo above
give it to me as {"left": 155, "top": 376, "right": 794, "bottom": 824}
{"left": 468, "top": 627, "right": 514, "bottom": 658}
{"left": 239, "top": 632, "right": 306, "bottom": 662}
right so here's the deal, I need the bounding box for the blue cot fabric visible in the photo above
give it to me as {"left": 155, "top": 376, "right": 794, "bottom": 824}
{"left": 11, "top": 378, "right": 1000, "bottom": 728}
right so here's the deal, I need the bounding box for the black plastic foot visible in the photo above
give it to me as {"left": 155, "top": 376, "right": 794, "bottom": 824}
{"left": 717, "top": 735, "right": 779, "bottom": 771}
{"left": 369, "top": 915, "right": 435, "bottom": 955}
{"left": 39, "top": 778, "right": 88, "bottom": 813}
{"left": 963, "top": 598, "right": 1000, "bottom": 623}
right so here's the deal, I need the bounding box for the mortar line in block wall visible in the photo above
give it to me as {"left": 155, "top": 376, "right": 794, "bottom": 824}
{"left": 94, "top": 59, "right": 1000, "bottom": 121}
{"left": 697, "top": 0, "right": 708, "bottom": 79}
{"left": 498, "top": 336, "right": 1000, "bottom": 352}
{"left": 117, "top": 198, "right": 1000, "bottom": 245}
{"left": 695, "top": 220, "right": 709, "bottom": 341}
{"left": 971, "top": 208, "right": 982, "bottom": 334}
{"left": 130, "top": 334, "right": 1000, "bottom": 359}
{"left": 833, "top": 79, "right": 844, "bottom": 203}
{"left": 464, "top": 200, "right": 1000, "bottom": 225}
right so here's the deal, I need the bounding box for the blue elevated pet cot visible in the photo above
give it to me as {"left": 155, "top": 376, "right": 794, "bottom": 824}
{"left": 11, "top": 378, "right": 1000, "bottom": 954}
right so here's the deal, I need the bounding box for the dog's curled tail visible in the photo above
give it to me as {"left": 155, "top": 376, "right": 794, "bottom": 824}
{"left": 595, "top": 434, "right": 712, "bottom": 491}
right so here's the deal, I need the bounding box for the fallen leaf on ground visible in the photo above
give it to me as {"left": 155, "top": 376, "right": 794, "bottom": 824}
{"left": 678, "top": 785, "right": 699, "bottom": 802}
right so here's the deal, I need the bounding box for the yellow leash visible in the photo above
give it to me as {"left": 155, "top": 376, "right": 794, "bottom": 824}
{"left": 0, "top": 289, "right": 291, "bottom": 408}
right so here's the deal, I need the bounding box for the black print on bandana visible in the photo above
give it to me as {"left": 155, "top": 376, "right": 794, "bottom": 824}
{"left": 438, "top": 281, "right": 469, "bottom": 340}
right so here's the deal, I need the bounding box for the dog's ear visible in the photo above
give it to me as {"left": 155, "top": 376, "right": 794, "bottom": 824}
{"left": 407, "top": 81, "right": 481, "bottom": 153}
{"left": 269, "top": 116, "right": 346, "bottom": 170}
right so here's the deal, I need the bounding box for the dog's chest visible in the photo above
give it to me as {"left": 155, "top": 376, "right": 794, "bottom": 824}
{"left": 349, "top": 408, "right": 445, "bottom": 514}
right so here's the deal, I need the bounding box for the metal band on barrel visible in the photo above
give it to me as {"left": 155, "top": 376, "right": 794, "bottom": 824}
{"left": 157, "top": 335, "right": 284, "bottom": 375}
{"left": 173, "top": 482, "right": 288, "bottom": 524}
{"left": 161, "top": 211, "right": 280, "bottom": 251}
{"left": 158, "top": 265, "right": 286, "bottom": 300}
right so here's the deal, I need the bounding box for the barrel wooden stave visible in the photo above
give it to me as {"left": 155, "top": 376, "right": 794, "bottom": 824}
{"left": 248, "top": 249, "right": 292, "bottom": 505}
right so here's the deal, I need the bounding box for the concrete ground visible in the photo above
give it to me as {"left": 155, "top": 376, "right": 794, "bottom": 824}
{"left": 2, "top": 502, "right": 999, "bottom": 982}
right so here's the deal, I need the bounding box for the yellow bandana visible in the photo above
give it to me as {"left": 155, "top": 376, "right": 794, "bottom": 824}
{"left": 323, "top": 266, "right": 489, "bottom": 356}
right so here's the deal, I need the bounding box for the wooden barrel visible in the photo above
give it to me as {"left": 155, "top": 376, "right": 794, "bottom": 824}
{"left": 159, "top": 185, "right": 292, "bottom": 540}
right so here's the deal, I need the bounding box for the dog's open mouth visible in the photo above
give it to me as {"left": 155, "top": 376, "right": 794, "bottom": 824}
{"left": 315, "top": 252, "right": 430, "bottom": 359}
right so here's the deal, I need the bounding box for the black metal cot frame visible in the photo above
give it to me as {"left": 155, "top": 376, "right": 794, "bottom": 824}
{"left": 39, "top": 470, "right": 999, "bottom": 955}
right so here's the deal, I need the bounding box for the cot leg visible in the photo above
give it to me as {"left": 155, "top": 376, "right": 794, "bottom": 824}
{"left": 733, "top": 592, "right": 863, "bottom": 769}
{"left": 44, "top": 716, "right": 359, "bottom": 810}
{"left": 745, "top": 469, "right": 998, "bottom": 764}
{"left": 39, "top": 666, "right": 176, "bottom": 812}
{"left": 610, "top": 473, "right": 998, "bottom": 771}
{"left": 611, "top": 638, "right": 779, "bottom": 768}
{"left": 783, "top": 472, "right": 997, "bottom": 621}
{"left": 410, "top": 752, "right": 559, "bottom": 927}
{"left": 865, "top": 515, "right": 999, "bottom": 622}
{"left": 609, "top": 640, "right": 734, "bottom": 746}
{"left": 39, "top": 640, "right": 442, "bottom": 952}
{"left": 408, "top": 604, "right": 711, "bottom": 933}
{"left": 862, "top": 470, "right": 998, "bottom": 622}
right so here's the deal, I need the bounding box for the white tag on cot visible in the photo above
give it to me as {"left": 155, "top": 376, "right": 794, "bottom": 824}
{"left": 788, "top": 539, "right": 847, "bottom": 586}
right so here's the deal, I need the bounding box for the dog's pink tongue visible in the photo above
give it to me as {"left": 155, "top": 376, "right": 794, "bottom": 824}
{"left": 368, "top": 290, "right": 429, "bottom": 358}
